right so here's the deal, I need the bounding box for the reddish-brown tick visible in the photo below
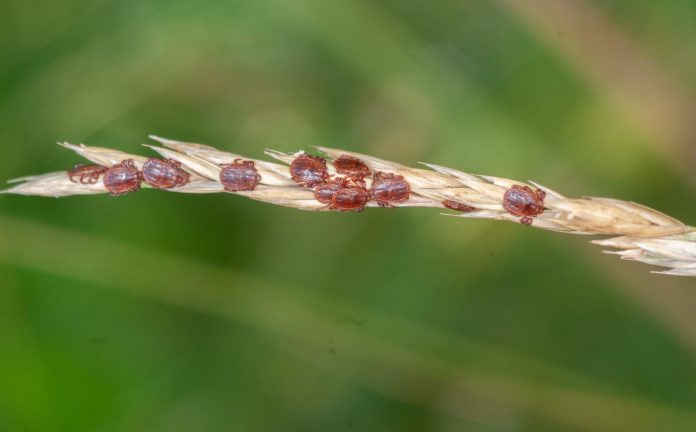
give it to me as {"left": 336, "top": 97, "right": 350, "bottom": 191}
{"left": 68, "top": 164, "right": 107, "bottom": 184}
{"left": 103, "top": 159, "right": 143, "bottom": 196}
{"left": 333, "top": 155, "right": 371, "bottom": 178}
{"left": 142, "top": 158, "right": 190, "bottom": 189}
{"left": 442, "top": 200, "right": 477, "bottom": 213}
{"left": 370, "top": 171, "right": 411, "bottom": 207}
{"left": 330, "top": 185, "right": 369, "bottom": 212}
{"left": 313, "top": 176, "right": 366, "bottom": 205}
{"left": 313, "top": 178, "right": 344, "bottom": 205}
{"left": 220, "top": 159, "right": 262, "bottom": 192}
{"left": 503, "top": 185, "right": 546, "bottom": 225}
{"left": 290, "top": 154, "right": 329, "bottom": 187}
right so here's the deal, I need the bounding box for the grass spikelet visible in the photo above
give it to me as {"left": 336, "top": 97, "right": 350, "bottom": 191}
{"left": 4, "top": 136, "right": 694, "bottom": 276}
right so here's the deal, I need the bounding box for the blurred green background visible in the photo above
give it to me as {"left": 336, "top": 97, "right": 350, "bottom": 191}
{"left": 1, "top": 0, "right": 696, "bottom": 431}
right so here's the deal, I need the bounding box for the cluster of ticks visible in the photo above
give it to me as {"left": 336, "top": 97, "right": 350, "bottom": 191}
{"left": 224, "top": 154, "right": 412, "bottom": 212}
{"left": 68, "top": 159, "right": 190, "bottom": 194}
{"left": 67, "top": 153, "right": 546, "bottom": 223}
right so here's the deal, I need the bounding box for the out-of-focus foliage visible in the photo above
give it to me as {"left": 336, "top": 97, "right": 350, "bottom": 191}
{"left": 0, "top": 1, "right": 695, "bottom": 431}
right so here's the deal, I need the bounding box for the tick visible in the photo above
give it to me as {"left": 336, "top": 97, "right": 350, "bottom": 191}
{"left": 103, "top": 159, "right": 143, "bottom": 196}
{"left": 290, "top": 154, "right": 329, "bottom": 187}
{"left": 220, "top": 159, "right": 262, "bottom": 192}
{"left": 330, "top": 185, "right": 369, "bottom": 212}
{"left": 313, "top": 176, "right": 366, "bottom": 205}
{"left": 313, "top": 178, "right": 344, "bottom": 205}
{"left": 142, "top": 158, "right": 190, "bottom": 189}
{"left": 68, "top": 164, "right": 108, "bottom": 184}
{"left": 333, "top": 155, "right": 371, "bottom": 178}
{"left": 370, "top": 171, "right": 411, "bottom": 207}
{"left": 503, "top": 185, "right": 546, "bottom": 225}
{"left": 442, "top": 200, "right": 476, "bottom": 212}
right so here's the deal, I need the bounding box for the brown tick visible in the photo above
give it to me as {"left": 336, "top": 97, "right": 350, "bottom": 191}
{"left": 220, "top": 159, "right": 262, "bottom": 192}
{"left": 103, "top": 159, "right": 143, "bottom": 196}
{"left": 333, "top": 155, "right": 371, "bottom": 178}
{"left": 290, "top": 154, "right": 329, "bottom": 187}
{"left": 142, "top": 158, "right": 190, "bottom": 189}
{"left": 313, "top": 176, "right": 366, "bottom": 205}
{"left": 503, "top": 185, "right": 546, "bottom": 225}
{"left": 68, "top": 164, "right": 108, "bottom": 184}
{"left": 313, "top": 178, "right": 344, "bottom": 205}
{"left": 370, "top": 171, "right": 411, "bottom": 207}
{"left": 442, "top": 200, "right": 476, "bottom": 213}
{"left": 330, "top": 183, "right": 369, "bottom": 212}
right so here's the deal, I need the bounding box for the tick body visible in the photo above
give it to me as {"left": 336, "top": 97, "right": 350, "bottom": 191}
{"left": 314, "top": 176, "right": 366, "bottom": 205}
{"left": 103, "top": 159, "right": 142, "bottom": 196}
{"left": 330, "top": 186, "right": 369, "bottom": 212}
{"left": 220, "top": 159, "right": 261, "bottom": 192}
{"left": 142, "top": 158, "right": 190, "bottom": 189}
{"left": 370, "top": 171, "right": 411, "bottom": 207}
{"left": 503, "top": 185, "right": 546, "bottom": 225}
{"left": 290, "top": 154, "right": 329, "bottom": 187}
{"left": 68, "top": 164, "right": 107, "bottom": 184}
{"left": 333, "top": 155, "right": 371, "bottom": 178}
{"left": 442, "top": 200, "right": 476, "bottom": 213}
{"left": 313, "top": 179, "right": 343, "bottom": 204}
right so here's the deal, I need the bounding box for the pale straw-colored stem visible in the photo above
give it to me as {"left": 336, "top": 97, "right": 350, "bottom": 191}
{"left": 3, "top": 135, "right": 694, "bottom": 276}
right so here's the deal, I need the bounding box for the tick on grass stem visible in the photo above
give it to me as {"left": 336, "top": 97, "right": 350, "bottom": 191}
{"left": 333, "top": 155, "right": 371, "bottom": 178}
{"left": 503, "top": 185, "right": 546, "bottom": 225}
{"left": 370, "top": 171, "right": 411, "bottom": 207}
{"left": 103, "top": 159, "right": 142, "bottom": 196}
{"left": 290, "top": 154, "right": 329, "bottom": 187}
{"left": 442, "top": 200, "right": 476, "bottom": 212}
{"left": 142, "top": 158, "right": 190, "bottom": 189}
{"left": 313, "top": 178, "right": 344, "bottom": 205}
{"left": 330, "top": 184, "right": 369, "bottom": 212}
{"left": 314, "top": 176, "right": 370, "bottom": 212}
{"left": 220, "top": 159, "right": 262, "bottom": 192}
{"left": 68, "top": 164, "right": 108, "bottom": 185}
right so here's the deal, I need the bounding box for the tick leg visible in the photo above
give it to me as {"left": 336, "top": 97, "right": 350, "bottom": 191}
{"left": 520, "top": 217, "right": 533, "bottom": 225}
